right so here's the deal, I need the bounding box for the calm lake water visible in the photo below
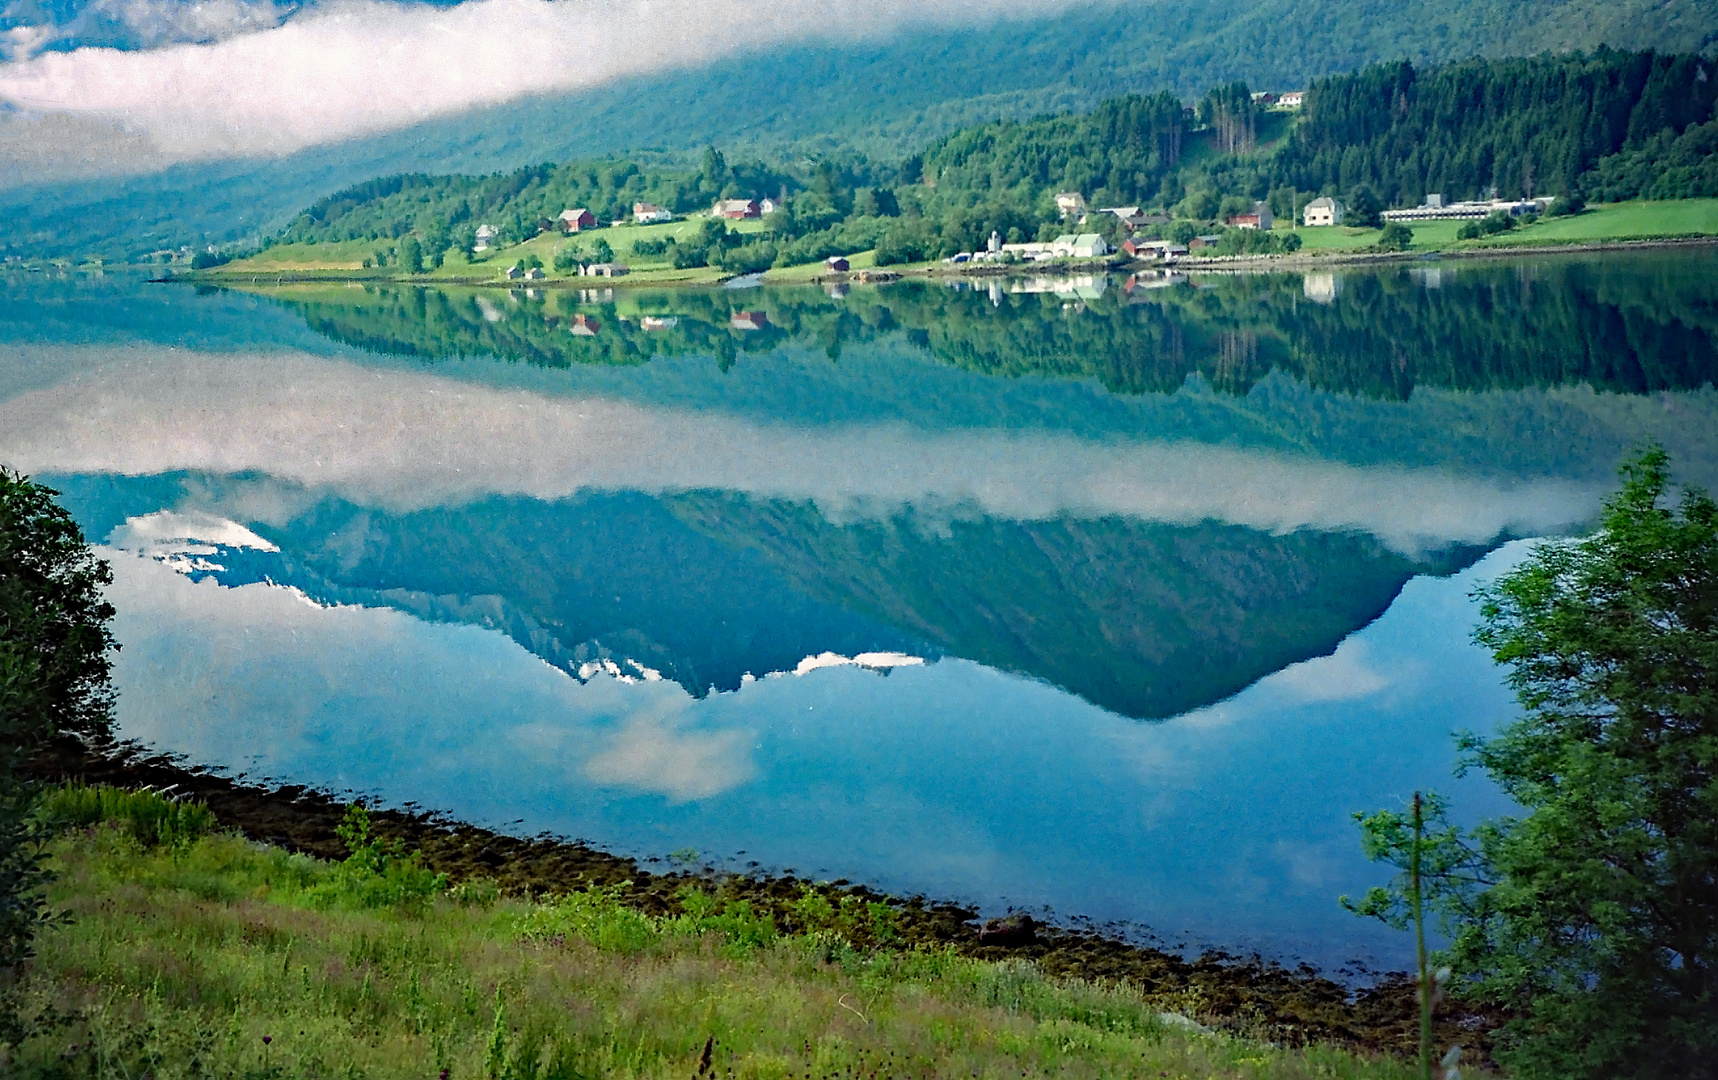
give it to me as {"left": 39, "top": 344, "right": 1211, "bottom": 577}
{"left": 4, "top": 249, "right": 1717, "bottom": 971}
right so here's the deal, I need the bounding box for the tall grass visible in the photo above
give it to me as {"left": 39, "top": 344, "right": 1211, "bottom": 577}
{"left": 37, "top": 783, "right": 216, "bottom": 847}
{"left": 0, "top": 824, "right": 1418, "bottom": 1080}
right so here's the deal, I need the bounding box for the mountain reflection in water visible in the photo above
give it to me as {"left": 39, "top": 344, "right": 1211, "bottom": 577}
{"left": 2, "top": 249, "right": 1717, "bottom": 968}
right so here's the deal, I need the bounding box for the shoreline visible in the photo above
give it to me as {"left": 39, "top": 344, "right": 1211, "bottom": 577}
{"left": 27, "top": 734, "right": 1503, "bottom": 1061}
{"left": 175, "top": 232, "right": 1718, "bottom": 292}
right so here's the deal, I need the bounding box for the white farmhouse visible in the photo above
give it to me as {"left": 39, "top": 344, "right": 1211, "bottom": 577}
{"left": 1303, "top": 197, "right": 1344, "bottom": 227}
{"left": 1051, "top": 233, "right": 1110, "bottom": 258}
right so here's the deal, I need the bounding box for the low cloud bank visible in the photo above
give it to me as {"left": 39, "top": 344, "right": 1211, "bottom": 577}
{"left": 0, "top": 0, "right": 1084, "bottom": 171}
{"left": 0, "top": 347, "right": 1605, "bottom": 556}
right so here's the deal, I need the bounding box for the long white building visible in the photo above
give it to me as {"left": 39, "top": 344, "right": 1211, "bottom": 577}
{"left": 1382, "top": 193, "right": 1550, "bottom": 222}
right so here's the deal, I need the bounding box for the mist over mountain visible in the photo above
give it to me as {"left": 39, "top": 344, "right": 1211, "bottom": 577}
{"left": 4, "top": 0, "right": 1715, "bottom": 259}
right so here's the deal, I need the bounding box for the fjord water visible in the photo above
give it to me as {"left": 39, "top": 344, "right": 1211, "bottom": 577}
{"left": 4, "top": 251, "right": 1717, "bottom": 970}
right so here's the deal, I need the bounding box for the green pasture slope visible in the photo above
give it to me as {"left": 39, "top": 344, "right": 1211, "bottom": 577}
{"left": 2, "top": 818, "right": 1417, "bottom": 1079}
{"left": 1281, "top": 200, "right": 1718, "bottom": 254}
{"left": 216, "top": 200, "right": 1718, "bottom": 284}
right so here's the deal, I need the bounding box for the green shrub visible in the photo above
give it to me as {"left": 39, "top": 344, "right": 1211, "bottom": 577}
{"left": 666, "top": 886, "right": 777, "bottom": 952}
{"left": 671, "top": 243, "right": 708, "bottom": 269}
{"left": 517, "top": 884, "right": 781, "bottom": 956}
{"left": 784, "top": 885, "right": 897, "bottom": 947}
{"left": 716, "top": 242, "right": 776, "bottom": 274}
{"left": 448, "top": 876, "right": 502, "bottom": 908}
{"left": 303, "top": 806, "right": 446, "bottom": 913}
{"left": 1375, "top": 222, "right": 1414, "bottom": 251}
{"left": 1457, "top": 210, "right": 1516, "bottom": 240}
{"left": 517, "top": 885, "right": 661, "bottom": 954}
{"left": 39, "top": 784, "right": 216, "bottom": 848}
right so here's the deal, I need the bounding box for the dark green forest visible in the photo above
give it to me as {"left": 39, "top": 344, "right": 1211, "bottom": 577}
{"left": 269, "top": 49, "right": 1718, "bottom": 270}
{"left": 1274, "top": 49, "right": 1718, "bottom": 205}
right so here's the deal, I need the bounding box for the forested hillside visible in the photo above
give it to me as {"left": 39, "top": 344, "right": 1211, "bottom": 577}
{"left": 265, "top": 48, "right": 1718, "bottom": 271}
{"left": 5, "top": 0, "right": 1716, "bottom": 260}
{"left": 1275, "top": 49, "right": 1718, "bottom": 205}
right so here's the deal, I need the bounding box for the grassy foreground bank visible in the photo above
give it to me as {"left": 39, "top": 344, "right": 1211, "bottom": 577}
{"left": 4, "top": 814, "right": 1418, "bottom": 1080}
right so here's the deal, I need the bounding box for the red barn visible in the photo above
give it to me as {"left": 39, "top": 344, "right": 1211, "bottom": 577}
{"left": 713, "top": 199, "right": 761, "bottom": 220}
{"left": 559, "top": 208, "right": 596, "bottom": 233}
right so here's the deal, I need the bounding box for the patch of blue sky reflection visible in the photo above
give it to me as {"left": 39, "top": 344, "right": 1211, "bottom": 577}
{"left": 104, "top": 540, "right": 1531, "bottom": 972}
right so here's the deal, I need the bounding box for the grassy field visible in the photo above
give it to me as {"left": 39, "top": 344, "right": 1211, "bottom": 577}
{"left": 1282, "top": 199, "right": 1718, "bottom": 254}
{"left": 2, "top": 794, "right": 1418, "bottom": 1080}
{"left": 226, "top": 215, "right": 769, "bottom": 282}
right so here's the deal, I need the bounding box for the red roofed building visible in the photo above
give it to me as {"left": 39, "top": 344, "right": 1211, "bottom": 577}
{"left": 713, "top": 199, "right": 761, "bottom": 220}
{"left": 559, "top": 208, "right": 597, "bottom": 233}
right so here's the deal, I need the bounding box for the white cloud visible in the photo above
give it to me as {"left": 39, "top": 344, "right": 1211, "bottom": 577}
{"left": 0, "top": 346, "right": 1612, "bottom": 556}
{"left": 95, "top": 0, "right": 294, "bottom": 46}
{"left": 0, "top": 0, "right": 1083, "bottom": 166}
{"left": 1267, "top": 639, "right": 1392, "bottom": 704}
{"left": 582, "top": 704, "right": 758, "bottom": 801}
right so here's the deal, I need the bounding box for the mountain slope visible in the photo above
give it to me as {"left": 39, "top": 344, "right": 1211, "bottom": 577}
{"left": 5, "top": 0, "right": 1716, "bottom": 259}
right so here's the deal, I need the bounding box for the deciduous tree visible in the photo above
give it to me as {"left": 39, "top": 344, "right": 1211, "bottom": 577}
{"left": 1347, "top": 448, "right": 1718, "bottom": 1079}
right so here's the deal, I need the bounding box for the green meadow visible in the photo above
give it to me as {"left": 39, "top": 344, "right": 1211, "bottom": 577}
{"left": 3, "top": 793, "right": 1416, "bottom": 1080}
{"left": 1282, "top": 199, "right": 1718, "bottom": 254}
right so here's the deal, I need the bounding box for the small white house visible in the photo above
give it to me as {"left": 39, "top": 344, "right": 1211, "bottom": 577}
{"left": 1055, "top": 192, "right": 1087, "bottom": 217}
{"left": 1303, "top": 197, "right": 1344, "bottom": 227}
{"left": 759, "top": 197, "right": 779, "bottom": 215}
{"left": 632, "top": 202, "right": 673, "bottom": 224}
{"left": 474, "top": 224, "right": 499, "bottom": 252}
{"left": 1279, "top": 91, "right": 1305, "bottom": 108}
{"left": 1052, "top": 233, "right": 1110, "bottom": 258}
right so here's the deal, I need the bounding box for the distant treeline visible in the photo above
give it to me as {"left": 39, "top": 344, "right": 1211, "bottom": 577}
{"left": 276, "top": 49, "right": 1718, "bottom": 268}
{"left": 259, "top": 253, "right": 1718, "bottom": 401}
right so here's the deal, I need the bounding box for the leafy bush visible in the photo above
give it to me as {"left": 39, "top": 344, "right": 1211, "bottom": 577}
{"left": 786, "top": 885, "right": 898, "bottom": 946}
{"left": 39, "top": 784, "right": 215, "bottom": 848}
{"left": 517, "top": 883, "right": 780, "bottom": 955}
{"left": 0, "top": 470, "right": 116, "bottom": 982}
{"left": 303, "top": 806, "right": 446, "bottom": 913}
{"left": 1348, "top": 449, "right": 1718, "bottom": 1079}
{"left": 666, "top": 886, "right": 778, "bottom": 951}
{"left": 1374, "top": 222, "right": 1413, "bottom": 251}
{"left": 630, "top": 237, "right": 670, "bottom": 257}
{"left": 448, "top": 876, "right": 502, "bottom": 908}
{"left": 188, "top": 251, "right": 231, "bottom": 270}
{"left": 1457, "top": 210, "right": 1516, "bottom": 240}
{"left": 517, "top": 884, "right": 661, "bottom": 954}
{"left": 1214, "top": 227, "right": 1305, "bottom": 255}
{"left": 715, "top": 242, "right": 776, "bottom": 274}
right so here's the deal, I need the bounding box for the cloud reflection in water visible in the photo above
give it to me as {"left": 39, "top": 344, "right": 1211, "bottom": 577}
{"left": 1, "top": 348, "right": 1602, "bottom": 556}
{"left": 99, "top": 534, "right": 1527, "bottom": 968}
